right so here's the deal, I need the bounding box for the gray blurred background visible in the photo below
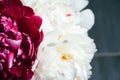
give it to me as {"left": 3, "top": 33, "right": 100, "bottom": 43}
{"left": 87, "top": 0, "right": 120, "bottom": 80}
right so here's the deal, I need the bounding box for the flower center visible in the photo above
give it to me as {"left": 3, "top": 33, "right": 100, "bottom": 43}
{"left": 61, "top": 54, "right": 73, "bottom": 61}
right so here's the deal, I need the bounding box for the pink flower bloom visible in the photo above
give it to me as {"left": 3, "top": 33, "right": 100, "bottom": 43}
{"left": 0, "top": 0, "right": 43, "bottom": 80}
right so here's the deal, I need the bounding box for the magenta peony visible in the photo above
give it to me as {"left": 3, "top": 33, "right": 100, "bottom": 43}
{"left": 0, "top": 0, "right": 43, "bottom": 80}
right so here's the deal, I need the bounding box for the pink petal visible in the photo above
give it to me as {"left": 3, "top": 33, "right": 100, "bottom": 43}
{"left": 23, "top": 6, "right": 34, "bottom": 16}
{"left": 18, "top": 17, "right": 41, "bottom": 49}
{"left": 0, "top": 53, "right": 6, "bottom": 59}
{"left": 7, "top": 52, "right": 14, "bottom": 68}
{"left": 9, "top": 65, "right": 33, "bottom": 79}
{"left": 5, "top": 39, "right": 22, "bottom": 50}
{"left": 30, "top": 15, "right": 42, "bottom": 29}
{"left": 2, "top": 0, "right": 23, "bottom": 19}
{"left": 0, "top": 63, "right": 3, "bottom": 71}
{"left": 9, "top": 65, "right": 23, "bottom": 77}
{"left": 0, "top": 0, "right": 7, "bottom": 11}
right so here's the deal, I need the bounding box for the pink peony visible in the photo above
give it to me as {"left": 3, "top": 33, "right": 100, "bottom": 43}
{"left": 0, "top": 0, "right": 43, "bottom": 80}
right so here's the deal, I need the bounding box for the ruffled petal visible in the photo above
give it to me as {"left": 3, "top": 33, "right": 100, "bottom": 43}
{"left": 5, "top": 39, "right": 22, "bottom": 50}
{"left": 7, "top": 52, "right": 14, "bottom": 68}
{"left": 18, "top": 17, "right": 41, "bottom": 49}
{"left": 9, "top": 64, "right": 33, "bottom": 80}
{"left": 30, "top": 15, "right": 42, "bottom": 29}
{"left": 23, "top": 6, "right": 34, "bottom": 16}
{"left": 20, "top": 33, "right": 35, "bottom": 62}
{"left": 3, "top": 0, "right": 23, "bottom": 19}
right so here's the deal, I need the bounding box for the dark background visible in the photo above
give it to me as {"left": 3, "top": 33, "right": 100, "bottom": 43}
{"left": 87, "top": 0, "right": 120, "bottom": 80}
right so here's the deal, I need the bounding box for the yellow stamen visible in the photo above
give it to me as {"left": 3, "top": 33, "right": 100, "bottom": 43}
{"left": 61, "top": 54, "right": 73, "bottom": 60}
{"left": 58, "top": 35, "right": 62, "bottom": 40}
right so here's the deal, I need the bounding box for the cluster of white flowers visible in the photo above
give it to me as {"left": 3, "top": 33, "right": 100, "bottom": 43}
{"left": 22, "top": 0, "right": 97, "bottom": 80}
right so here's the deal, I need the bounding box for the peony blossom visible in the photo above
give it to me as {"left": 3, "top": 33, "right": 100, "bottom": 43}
{"left": 0, "top": 0, "right": 43, "bottom": 80}
{"left": 33, "top": 31, "right": 97, "bottom": 80}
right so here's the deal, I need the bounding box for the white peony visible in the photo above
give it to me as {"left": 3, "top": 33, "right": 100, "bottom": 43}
{"left": 22, "top": 0, "right": 97, "bottom": 80}
{"left": 22, "top": 0, "right": 94, "bottom": 34}
{"left": 32, "top": 31, "right": 97, "bottom": 80}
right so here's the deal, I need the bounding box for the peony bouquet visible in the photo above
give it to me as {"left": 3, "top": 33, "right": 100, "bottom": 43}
{"left": 0, "top": 0, "right": 97, "bottom": 80}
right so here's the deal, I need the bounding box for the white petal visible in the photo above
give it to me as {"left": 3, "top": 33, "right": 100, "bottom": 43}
{"left": 79, "top": 9, "right": 95, "bottom": 30}
{"left": 71, "top": 0, "right": 89, "bottom": 11}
